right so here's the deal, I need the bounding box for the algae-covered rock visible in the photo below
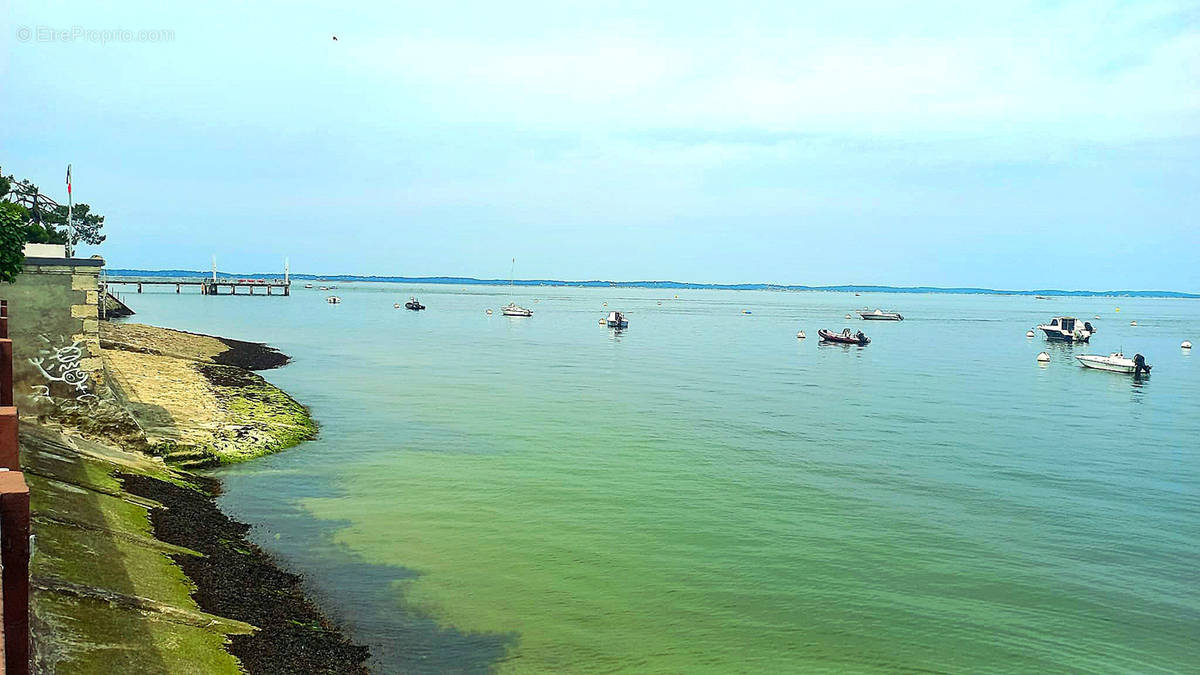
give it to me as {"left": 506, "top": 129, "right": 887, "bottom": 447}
{"left": 21, "top": 426, "right": 251, "bottom": 674}
{"left": 100, "top": 323, "right": 315, "bottom": 467}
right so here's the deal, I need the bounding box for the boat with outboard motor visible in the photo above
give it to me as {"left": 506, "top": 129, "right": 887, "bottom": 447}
{"left": 818, "top": 328, "right": 870, "bottom": 345}
{"left": 858, "top": 309, "right": 903, "bottom": 321}
{"left": 602, "top": 311, "right": 628, "bottom": 328}
{"left": 404, "top": 297, "right": 425, "bottom": 311}
{"left": 1076, "top": 352, "right": 1151, "bottom": 375}
{"left": 502, "top": 302, "right": 533, "bottom": 317}
{"left": 1037, "top": 316, "right": 1095, "bottom": 342}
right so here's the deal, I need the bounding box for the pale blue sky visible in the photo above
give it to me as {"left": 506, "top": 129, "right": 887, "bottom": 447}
{"left": 3, "top": 1, "right": 1198, "bottom": 290}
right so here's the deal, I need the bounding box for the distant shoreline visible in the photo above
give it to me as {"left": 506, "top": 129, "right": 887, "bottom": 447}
{"left": 104, "top": 269, "right": 1200, "bottom": 299}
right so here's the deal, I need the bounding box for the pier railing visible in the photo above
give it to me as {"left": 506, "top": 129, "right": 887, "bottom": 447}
{"left": 0, "top": 298, "right": 31, "bottom": 674}
{"left": 104, "top": 276, "right": 291, "bottom": 296}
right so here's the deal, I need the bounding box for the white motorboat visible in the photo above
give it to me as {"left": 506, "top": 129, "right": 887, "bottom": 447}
{"left": 603, "top": 311, "right": 628, "bottom": 328}
{"left": 1037, "top": 316, "right": 1095, "bottom": 342}
{"left": 501, "top": 302, "right": 532, "bottom": 317}
{"left": 326, "top": 296, "right": 341, "bottom": 304}
{"left": 1075, "top": 352, "right": 1151, "bottom": 375}
{"left": 858, "top": 309, "right": 903, "bottom": 321}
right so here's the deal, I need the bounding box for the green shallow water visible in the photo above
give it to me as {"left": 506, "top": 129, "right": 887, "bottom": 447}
{"left": 126, "top": 286, "right": 1200, "bottom": 672}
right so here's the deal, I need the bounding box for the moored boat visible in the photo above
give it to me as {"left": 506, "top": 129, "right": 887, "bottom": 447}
{"left": 502, "top": 302, "right": 532, "bottom": 317}
{"left": 603, "top": 311, "right": 629, "bottom": 328}
{"left": 1075, "top": 352, "right": 1151, "bottom": 375}
{"left": 1037, "top": 316, "right": 1095, "bottom": 342}
{"left": 818, "top": 328, "right": 870, "bottom": 345}
{"left": 858, "top": 309, "right": 903, "bottom": 321}
{"left": 404, "top": 297, "right": 425, "bottom": 311}
{"left": 326, "top": 296, "right": 341, "bottom": 304}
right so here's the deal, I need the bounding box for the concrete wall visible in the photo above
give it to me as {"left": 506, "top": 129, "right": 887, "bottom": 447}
{"left": 1, "top": 256, "right": 104, "bottom": 414}
{"left": 21, "top": 243, "right": 67, "bottom": 258}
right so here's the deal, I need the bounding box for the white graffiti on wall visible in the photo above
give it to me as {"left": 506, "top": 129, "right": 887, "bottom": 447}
{"left": 29, "top": 336, "right": 91, "bottom": 395}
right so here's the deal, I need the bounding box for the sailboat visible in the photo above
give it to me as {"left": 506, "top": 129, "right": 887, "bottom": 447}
{"left": 501, "top": 257, "right": 532, "bottom": 317}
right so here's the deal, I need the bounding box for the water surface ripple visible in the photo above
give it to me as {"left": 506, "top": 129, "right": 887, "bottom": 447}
{"left": 126, "top": 286, "right": 1198, "bottom": 673}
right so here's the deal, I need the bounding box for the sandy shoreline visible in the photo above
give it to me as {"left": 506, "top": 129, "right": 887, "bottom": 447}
{"left": 25, "top": 322, "right": 370, "bottom": 673}
{"left": 101, "top": 322, "right": 315, "bottom": 467}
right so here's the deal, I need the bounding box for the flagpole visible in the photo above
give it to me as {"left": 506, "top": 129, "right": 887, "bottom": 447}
{"left": 66, "top": 164, "right": 74, "bottom": 258}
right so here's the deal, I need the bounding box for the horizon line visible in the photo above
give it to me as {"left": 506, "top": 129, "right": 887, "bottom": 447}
{"left": 104, "top": 268, "right": 1200, "bottom": 299}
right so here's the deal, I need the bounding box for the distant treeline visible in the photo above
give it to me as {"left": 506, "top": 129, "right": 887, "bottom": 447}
{"left": 104, "top": 270, "right": 1200, "bottom": 298}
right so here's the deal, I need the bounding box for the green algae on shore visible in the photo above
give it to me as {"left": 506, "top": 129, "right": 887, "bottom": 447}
{"left": 197, "top": 362, "right": 318, "bottom": 464}
{"left": 22, "top": 414, "right": 368, "bottom": 673}
{"left": 101, "top": 322, "right": 315, "bottom": 468}
{"left": 21, "top": 425, "right": 251, "bottom": 674}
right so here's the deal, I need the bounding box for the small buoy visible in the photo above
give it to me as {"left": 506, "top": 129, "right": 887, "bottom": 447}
{"left": 1130, "top": 321, "right": 1137, "bottom": 326}
{"left": 1037, "top": 352, "right": 1050, "bottom": 363}
{"left": 394, "top": 303, "right": 401, "bottom": 309}
{"left": 598, "top": 318, "right": 606, "bottom": 325}
{"left": 485, "top": 309, "right": 493, "bottom": 315}
{"left": 603, "top": 302, "right": 607, "bottom": 306}
{"left": 1115, "top": 307, "right": 1120, "bottom": 312}
{"left": 845, "top": 314, "right": 852, "bottom": 319}
{"left": 674, "top": 295, "right": 678, "bottom": 299}
{"left": 796, "top": 331, "right": 806, "bottom": 339}
{"left": 1183, "top": 341, "right": 1193, "bottom": 349}
{"left": 1026, "top": 330, "right": 1035, "bottom": 338}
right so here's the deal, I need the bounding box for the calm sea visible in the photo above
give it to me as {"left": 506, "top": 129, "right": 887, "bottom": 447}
{"left": 122, "top": 284, "right": 1199, "bottom": 673}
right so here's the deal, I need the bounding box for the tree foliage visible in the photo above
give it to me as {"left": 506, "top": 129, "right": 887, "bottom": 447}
{"left": 45, "top": 203, "right": 106, "bottom": 246}
{"left": 0, "top": 170, "right": 107, "bottom": 266}
{"left": 0, "top": 202, "right": 25, "bottom": 283}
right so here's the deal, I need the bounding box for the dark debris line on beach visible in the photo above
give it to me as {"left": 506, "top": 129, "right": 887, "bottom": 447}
{"left": 213, "top": 335, "right": 291, "bottom": 371}
{"left": 118, "top": 472, "right": 370, "bottom": 674}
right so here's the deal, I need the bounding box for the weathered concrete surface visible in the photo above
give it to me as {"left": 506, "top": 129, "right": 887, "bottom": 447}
{"left": 4, "top": 257, "right": 104, "bottom": 416}
{"left": 20, "top": 424, "right": 252, "bottom": 674}
{"left": 101, "top": 324, "right": 314, "bottom": 468}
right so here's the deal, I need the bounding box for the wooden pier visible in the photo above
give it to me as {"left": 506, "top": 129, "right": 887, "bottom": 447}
{"left": 104, "top": 277, "right": 291, "bottom": 296}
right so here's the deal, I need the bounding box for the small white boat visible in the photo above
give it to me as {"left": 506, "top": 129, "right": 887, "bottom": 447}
{"left": 1075, "top": 352, "right": 1151, "bottom": 375}
{"left": 603, "top": 311, "right": 629, "bottom": 328}
{"left": 502, "top": 302, "right": 532, "bottom": 317}
{"left": 326, "top": 296, "right": 341, "bottom": 304}
{"left": 304, "top": 283, "right": 313, "bottom": 289}
{"left": 796, "top": 331, "right": 806, "bottom": 339}
{"left": 1037, "top": 316, "right": 1095, "bottom": 342}
{"left": 858, "top": 309, "right": 903, "bottom": 321}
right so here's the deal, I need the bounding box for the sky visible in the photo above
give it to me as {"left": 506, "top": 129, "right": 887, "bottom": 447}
{"left": 2, "top": 1, "right": 1198, "bottom": 291}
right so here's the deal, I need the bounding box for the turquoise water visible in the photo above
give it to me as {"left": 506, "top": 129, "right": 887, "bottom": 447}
{"left": 124, "top": 285, "right": 1199, "bottom": 673}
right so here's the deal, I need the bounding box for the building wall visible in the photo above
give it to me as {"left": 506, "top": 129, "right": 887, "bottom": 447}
{"left": 2, "top": 256, "right": 104, "bottom": 414}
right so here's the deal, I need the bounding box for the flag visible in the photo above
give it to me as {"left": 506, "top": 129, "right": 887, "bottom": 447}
{"left": 66, "top": 164, "right": 72, "bottom": 196}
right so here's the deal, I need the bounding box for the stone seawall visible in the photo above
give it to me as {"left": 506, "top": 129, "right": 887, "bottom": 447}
{"left": 4, "top": 257, "right": 104, "bottom": 416}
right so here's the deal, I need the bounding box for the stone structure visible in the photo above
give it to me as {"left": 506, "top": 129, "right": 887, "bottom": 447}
{"left": 2, "top": 256, "right": 105, "bottom": 414}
